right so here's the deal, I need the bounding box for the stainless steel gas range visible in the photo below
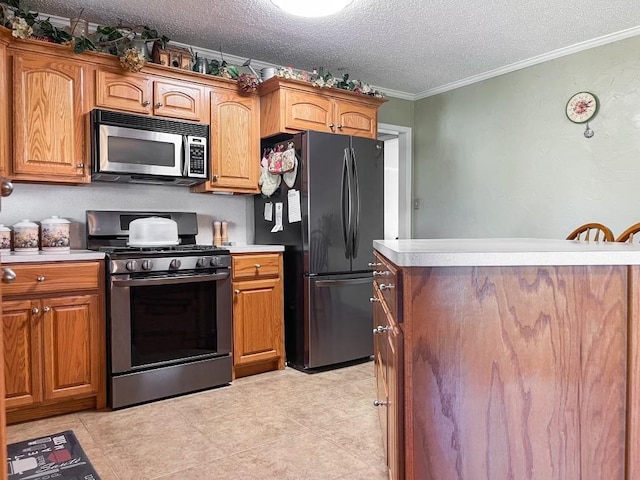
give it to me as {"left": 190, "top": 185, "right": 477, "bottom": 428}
{"left": 86, "top": 210, "right": 232, "bottom": 408}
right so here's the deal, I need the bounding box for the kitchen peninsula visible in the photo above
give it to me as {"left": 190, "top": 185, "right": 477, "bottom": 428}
{"left": 372, "top": 238, "right": 640, "bottom": 480}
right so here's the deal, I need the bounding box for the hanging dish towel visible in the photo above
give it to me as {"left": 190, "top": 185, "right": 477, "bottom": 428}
{"left": 282, "top": 142, "right": 298, "bottom": 188}
{"left": 259, "top": 149, "right": 281, "bottom": 196}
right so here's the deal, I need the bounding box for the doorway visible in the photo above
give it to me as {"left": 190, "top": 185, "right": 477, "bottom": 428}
{"left": 378, "top": 123, "right": 412, "bottom": 239}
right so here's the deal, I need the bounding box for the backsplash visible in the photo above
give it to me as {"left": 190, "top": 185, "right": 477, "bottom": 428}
{"left": 1, "top": 182, "right": 255, "bottom": 248}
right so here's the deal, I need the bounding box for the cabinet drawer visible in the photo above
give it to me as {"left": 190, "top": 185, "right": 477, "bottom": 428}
{"left": 3, "top": 262, "right": 100, "bottom": 296}
{"left": 373, "top": 253, "right": 400, "bottom": 321}
{"left": 232, "top": 254, "right": 280, "bottom": 280}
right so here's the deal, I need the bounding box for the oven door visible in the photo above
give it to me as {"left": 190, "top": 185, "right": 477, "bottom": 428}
{"left": 97, "top": 124, "right": 183, "bottom": 177}
{"left": 109, "top": 270, "right": 231, "bottom": 374}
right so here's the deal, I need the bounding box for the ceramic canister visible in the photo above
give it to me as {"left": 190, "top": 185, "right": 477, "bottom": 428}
{"left": 12, "top": 219, "right": 39, "bottom": 254}
{"left": 40, "top": 216, "right": 71, "bottom": 252}
{"left": 0, "top": 225, "right": 10, "bottom": 253}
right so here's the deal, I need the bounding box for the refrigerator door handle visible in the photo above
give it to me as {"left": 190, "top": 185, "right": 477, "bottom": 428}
{"left": 351, "top": 147, "right": 360, "bottom": 259}
{"left": 314, "top": 277, "right": 373, "bottom": 287}
{"left": 341, "top": 148, "right": 352, "bottom": 259}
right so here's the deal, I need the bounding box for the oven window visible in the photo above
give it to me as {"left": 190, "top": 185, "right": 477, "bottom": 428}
{"left": 129, "top": 281, "right": 217, "bottom": 367}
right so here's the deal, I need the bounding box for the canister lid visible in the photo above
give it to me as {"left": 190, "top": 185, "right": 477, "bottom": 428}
{"left": 0, "top": 224, "right": 10, "bottom": 232}
{"left": 13, "top": 219, "right": 38, "bottom": 228}
{"left": 41, "top": 215, "right": 70, "bottom": 225}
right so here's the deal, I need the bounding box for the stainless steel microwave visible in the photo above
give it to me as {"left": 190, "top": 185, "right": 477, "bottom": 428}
{"left": 91, "top": 109, "right": 208, "bottom": 186}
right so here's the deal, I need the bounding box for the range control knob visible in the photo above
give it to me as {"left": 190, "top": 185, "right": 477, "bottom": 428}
{"left": 169, "top": 259, "right": 182, "bottom": 270}
{"left": 210, "top": 256, "right": 220, "bottom": 267}
{"left": 196, "top": 257, "right": 208, "bottom": 268}
{"left": 141, "top": 260, "right": 153, "bottom": 271}
{"left": 125, "top": 261, "right": 138, "bottom": 272}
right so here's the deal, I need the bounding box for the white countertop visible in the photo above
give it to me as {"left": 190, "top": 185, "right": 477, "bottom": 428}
{"left": 226, "top": 245, "right": 284, "bottom": 253}
{"left": 374, "top": 238, "right": 640, "bottom": 267}
{"left": 1, "top": 250, "right": 105, "bottom": 264}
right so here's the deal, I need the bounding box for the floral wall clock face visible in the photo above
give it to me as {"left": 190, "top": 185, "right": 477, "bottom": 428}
{"left": 566, "top": 92, "right": 599, "bottom": 124}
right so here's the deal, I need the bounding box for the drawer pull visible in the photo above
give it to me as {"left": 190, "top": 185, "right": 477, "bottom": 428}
{"left": 31, "top": 307, "right": 40, "bottom": 315}
{"left": 43, "top": 306, "right": 51, "bottom": 313}
{"left": 76, "top": 163, "right": 84, "bottom": 169}
{"left": 142, "top": 100, "right": 150, "bottom": 107}
{"left": 156, "top": 102, "right": 164, "bottom": 108}
{"left": 255, "top": 264, "right": 261, "bottom": 269}
{"left": 373, "top": 271, "right": 391, "bottom": 276}
{"left": 234, "top": 289, "right": 241, "bottom": 294}
{"left": 368, "top": 262, "right": 382, "bottom": 267}
{"left": 2, "top": 268, "right": 16, "bottom": 284}
{"left": 373, "top": 399, "right": 388, "bottom": 407}
{"left": 373, "top": 325, "right": 392, "bottom": 334}
{"left": 1, "top": 179, "right": 13, "bottom": 197}
{"left": 369, "top": 297, "right": 380, "bottom": 303}
{"left": 37, "top": 276, "right": 46, "bottom": 282}
{"left": 379, "top": 283, "right": 394, "bottom": 291}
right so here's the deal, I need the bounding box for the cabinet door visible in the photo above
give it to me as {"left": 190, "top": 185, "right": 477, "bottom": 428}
{"left": 0, "top": 40, "right": 8, "bottom": 177}
{"left": 210, "top": 90, "right": 260, "bottom": 192}
{"left": 387, "top": 319, "right": 404, "bottom": 480}
{"left": 333, "top": 99, "right": 378, "bottom": 139}
{"left": 373, "top": 294, "right": 388, "bottom": 459}
{"left": 154, "top": 79, "right": 205, "bottom": 121}
{"left": 41, "top": 294, "right": 100, "bottom": 401}
{"left": 284, "top": 90, "right": 333, "bottom": 133}
{"left": 232, "top": 277, "right": 283, "bottom": 366}
{"left": 13, "top": 54, "right": 86, "bottom": 181}
{"left": 3, "top": 299, "right": 42, "bottom": 409}
{"left": 95, "top": 69, "right": 152, "bottom": 114}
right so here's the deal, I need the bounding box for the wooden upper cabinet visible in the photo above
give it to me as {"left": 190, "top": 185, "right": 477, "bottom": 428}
{"left": 12, "top": 53, "right": 87, "bottom": 183}
{"left": 0, "top": 31, "right": 10, "bottom": 178}
{"left": 334, "top": 99, "right": 379, "bottom": 138}
{"left": 284, "top": 90, "right": 333, "bottom": 132}
{"left": 259, "top": 76, "right": 385, "bottom": 139}
{"left": 192, "top": 88, "right": 259, "bottom": 194}
{"left": 96, "top": 70, "right": 206, "bottom": 122}
{"left": 95, "top": 70, "right": 151, "bottom": 114}
{"left": 153, "top": 79, "right": 205, "bottom": 122}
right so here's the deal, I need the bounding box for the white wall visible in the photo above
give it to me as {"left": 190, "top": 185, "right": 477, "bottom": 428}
{"left": 2, "top": 182, "right": 255, "bottom": 248}
{"left": 384, "top": 137, "right": 399, "bottom": 239}
{"left": 413, "top": 34, "right": 640, "bottom": 240}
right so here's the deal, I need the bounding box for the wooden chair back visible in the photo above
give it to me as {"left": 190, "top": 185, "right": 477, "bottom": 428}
{"left": 616, "top": 223, "right": 640, "bottom": 243}
{"left": 566, "top": 223, "right": 614, "bottom": 242}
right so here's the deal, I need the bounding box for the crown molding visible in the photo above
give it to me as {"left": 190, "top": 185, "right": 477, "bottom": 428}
{"left": 414, "top": 25, "right": 640, "bottom": 100}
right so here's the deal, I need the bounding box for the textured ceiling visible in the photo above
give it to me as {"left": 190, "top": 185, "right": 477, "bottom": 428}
{"left": 25, "top": 0, "right": 640, "bottom": 97}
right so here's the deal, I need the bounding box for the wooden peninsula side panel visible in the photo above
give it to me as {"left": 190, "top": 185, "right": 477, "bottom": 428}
{"left": 402, "top": 265, "right": 627, "bottom": 480}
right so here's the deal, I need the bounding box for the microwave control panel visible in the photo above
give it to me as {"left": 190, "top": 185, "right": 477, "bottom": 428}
{"left": 186, "top": 136, "right": 207, "bottom": 178}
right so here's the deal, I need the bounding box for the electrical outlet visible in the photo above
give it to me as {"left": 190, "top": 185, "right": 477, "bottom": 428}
{"left": 413, "top": 198, "right": 420, "bottom": 210}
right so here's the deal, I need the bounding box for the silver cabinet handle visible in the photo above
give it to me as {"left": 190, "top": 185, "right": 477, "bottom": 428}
{"left": 369, "top": 297, "right": 380, "bottom": 303}
{"left": 156, "top": 102, "right": 163, "bottom": 108}
{"left": 373, "top": 325, "right": 392, "bottom": 334}
{"left": 255, "top": 264, "right": 261, "bottom": 268}
{"left": 234, "top": 289, "right": 241, "bottom": 294}
{"left": 379, "top": 284, "right": 394, "bottom": 291}
{"left": 368, "top": 262, "right": 382, "bottom": 267}
{"left": 373, "top": 271, "right": 391, "bottom": 276}
{"left": 337, "top": 124, "right": 343, "bottom": 129}
{"left": 32, "top": 307, "right": 40, "bottom": 315}
{"left": 373, "top": 400, "right": 388, "bottom": 407}
{"left": 1, "top": 179, "right": 13, "bottom": 197}
{"left": 329, "top": 123, "right": 335, "bottom": 129}
{"left": 142, "top": 100, "right": 150, "bottom": 106}
{"left": 37, "top": 276, "right": 46, "bottom": 282}
{"left": 76, "top": 163, "right": 84, "bottom": 168}
{"left": 43, "top": 306, "right": 51, "bottom": 313}
{"left": 2, "top": 268, "right": 16, "bottom": 283}
{"left": 212, "top": 174, "right": 219, "bottom": 181}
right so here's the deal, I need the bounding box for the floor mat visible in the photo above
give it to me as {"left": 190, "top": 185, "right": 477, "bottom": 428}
{"left": 7, "top": 430, "right": 100, "bottom": 479}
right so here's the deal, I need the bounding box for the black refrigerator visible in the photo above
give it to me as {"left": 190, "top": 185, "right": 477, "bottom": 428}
{"left": 254, "top": 131, "right": 384, "bottom": 370}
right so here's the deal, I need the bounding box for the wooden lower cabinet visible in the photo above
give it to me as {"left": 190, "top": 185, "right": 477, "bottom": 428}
{"left": 231, "top": 253, "right": 284, "bottom": 378}
{"left": 375, "top": 248, "right": 635, "bottom": 480}
{"left": 2, "top": 262, "right": 105, "bottom": 423}
{"left": 373, "top": 279, "right": 404, "bottom": 480}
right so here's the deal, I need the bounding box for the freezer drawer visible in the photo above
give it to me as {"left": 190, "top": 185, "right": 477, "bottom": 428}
{"left": 305, "top": 273, "right": 374, "bottom": 368}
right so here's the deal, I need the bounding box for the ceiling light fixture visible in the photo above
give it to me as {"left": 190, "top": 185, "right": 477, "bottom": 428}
{"left": 270, "top": 0, "right": 353, "bottom": 17}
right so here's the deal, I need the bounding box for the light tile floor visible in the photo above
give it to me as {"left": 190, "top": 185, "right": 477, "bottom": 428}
{"left": 7, "top": 360, "right": 388, "bottom": 480}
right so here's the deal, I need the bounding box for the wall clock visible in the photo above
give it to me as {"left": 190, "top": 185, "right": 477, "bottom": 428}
{"left": 566, "top": 91, "right": 599, "bottom": 138}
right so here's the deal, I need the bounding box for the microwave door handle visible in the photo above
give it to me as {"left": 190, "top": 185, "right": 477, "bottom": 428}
{"left": 182, "top": 135, "right": 189, "bottom": 176}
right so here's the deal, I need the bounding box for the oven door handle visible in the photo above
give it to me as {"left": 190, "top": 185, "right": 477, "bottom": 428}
{"left": 112, "top": 271, "right": 230, "bottom": 287}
